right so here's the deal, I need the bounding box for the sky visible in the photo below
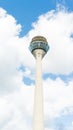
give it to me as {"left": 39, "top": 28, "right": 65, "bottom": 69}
{"left": 0, "top": 0, "right": 73, "bottom": 130}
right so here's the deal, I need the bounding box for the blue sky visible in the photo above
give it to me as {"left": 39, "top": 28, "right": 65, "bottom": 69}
{"left": 0, "top": 0, "right": 73, "bottom": 35}
{"left": 0, "top": 0, "right": 56, "bottom": 35}
{"left": 0, "top": 0, "right": 73, "bottom": 130}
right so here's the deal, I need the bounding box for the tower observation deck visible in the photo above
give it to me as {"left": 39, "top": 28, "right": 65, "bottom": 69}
{"left": 29, "top": 36, "right": 49, "bottom": 56}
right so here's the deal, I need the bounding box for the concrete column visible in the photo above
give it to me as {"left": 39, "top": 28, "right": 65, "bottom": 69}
{"left": 33, "top": 50, "right": 44, "bottom": 130}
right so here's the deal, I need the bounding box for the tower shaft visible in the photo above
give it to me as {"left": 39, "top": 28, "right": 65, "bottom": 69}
{"left": 33, "top": 50, "right": 44, "bottom": 130}
{"left": 29, "top": 36, "right": 49, "bottom": 130}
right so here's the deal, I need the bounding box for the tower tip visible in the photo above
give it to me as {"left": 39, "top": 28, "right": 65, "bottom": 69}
{"left": 31, "top": 36, "right": 48, "bottom": 44}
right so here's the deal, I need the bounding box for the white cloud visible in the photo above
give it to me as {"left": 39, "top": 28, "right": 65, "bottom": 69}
{"left": 44, "top": 78, "right": 73, "bottom": 119}
{"left": 0, "top": 85, "right": 34, "bottom": 130}
{"left": 0, "top": 77, "right": 73, "bottom": 130}
{"left": 0, "top": 8, "right": 25, "bottom": 93}
{"left": 25, "top": 8, "right": 73, "bottom": 74}
{"left": 45, "top": 128, "right": 54, "bottom": 130}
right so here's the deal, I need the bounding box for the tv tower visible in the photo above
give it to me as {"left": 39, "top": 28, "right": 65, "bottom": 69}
{"left": 29, "top": 36, "right": 49, "bottom": 130}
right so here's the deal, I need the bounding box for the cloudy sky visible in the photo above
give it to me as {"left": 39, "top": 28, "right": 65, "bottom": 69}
{"left": 0, "top": 0, "right": 73, "bottom": 130}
